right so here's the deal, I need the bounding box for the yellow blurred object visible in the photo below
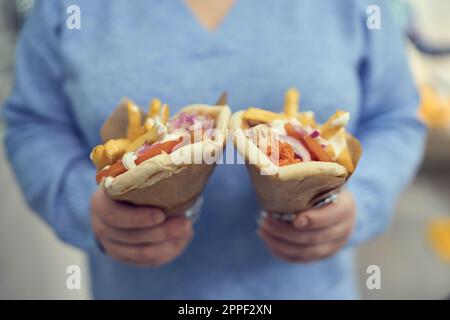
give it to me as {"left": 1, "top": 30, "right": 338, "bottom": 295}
{"left": 428, "top": 218, "right": 450, "bottom": 262}
{"left": 419, "top": 85, "right": 450, "bottom": 130}
{"left": 284, "top": 88, "right": 300, "bottom": 117}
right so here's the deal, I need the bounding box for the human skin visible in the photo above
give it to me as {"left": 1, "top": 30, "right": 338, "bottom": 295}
{"left": 92, "top": 188, "right": 355, "bottom": 265}
{"left": 91, "top": 188, "right": 193, "bottom": 267}
{"left": 258, "top": 191, "right": 356, "bottom": 263}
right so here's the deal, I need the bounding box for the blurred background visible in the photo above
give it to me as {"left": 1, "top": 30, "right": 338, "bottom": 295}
{"left": 0, "top": 0, "right": 449, "bottom": 299}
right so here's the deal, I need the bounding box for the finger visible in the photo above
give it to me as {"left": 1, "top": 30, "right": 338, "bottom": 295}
{"left": 259, "top": 229, "right": 342, "bottom": 263}
{"left": 294, "top": 192, "right": 355, "bottom": 230}
{"left": 261, "top": 217, "right": 351, "bottom": 245}
{"left": 97, "top": 215, "right": 193, "bottom": 245}
{"left": 150, "top": 232, "right": 194, "bottom": 267}
{"left": 95, "top": 191, "right": 165, "bottom": 228}
{"left": 293, "top": 204, "right": 346, "bottom": 230}
{"left": 100, "top": 231, "right": 193, "bottom": 266}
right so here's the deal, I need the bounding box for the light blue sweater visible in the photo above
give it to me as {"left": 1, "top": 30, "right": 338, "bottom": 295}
{"left": 3, "top": 0, "right": 425, "bottom": 299}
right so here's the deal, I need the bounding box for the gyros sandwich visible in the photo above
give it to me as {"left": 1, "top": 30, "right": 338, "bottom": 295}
{"left": 91, "top": 95, "right": 231, "bottom": 215}
{"left": 231, "top": 88, "right": 362, "bottom": 215}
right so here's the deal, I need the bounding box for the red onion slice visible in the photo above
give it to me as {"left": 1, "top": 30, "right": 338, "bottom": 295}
{"left": 310, "top": 130, "right": 320, "bottom": 138}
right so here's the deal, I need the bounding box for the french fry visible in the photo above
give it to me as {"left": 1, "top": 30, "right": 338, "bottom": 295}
{"left": 326, "top": 144, "right": 335, "bottom": 159}
{"left": 126, "top": 100, "right": 144, "bottom": 140}
{"left": 243, "top": 108, "right": 285, "bottom": 124}
{"left": 126, "top": 127, "right": 159, "bottom": 152}
{"left": 148, "top": 98, "right": 161, "bottom": 118}
{"left": 284, "top": 88, "right": 300, "bottom": 117}
{"left": 124, "top": 101, "right": 168, "bottom": 153}
{"left": 91, "top": 145, "right": 110, "bottom": 170}
{"left": 104, "top": 138, "right": 130, "bottom": 162}
{"left": 144, "top": 118, "right": 155, "bottom": 131}
{"left": 320, "top": 110, "right": 349, "bottom": 139}
{"left": 161, "top": 103, "right": 170, "bottom": 124}
{"left": 336, "top": 147, "right": 354, "bottom": 173}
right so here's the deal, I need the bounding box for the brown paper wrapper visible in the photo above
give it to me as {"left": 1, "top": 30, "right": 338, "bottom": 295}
{"left": 110, "top": 163, "right": 216, "bottom": 215}
{"left": 247, "top": 134, "right": 361, "bottom": 214}
{"left": 247, "top": 164, "right": 345, "bottom": 213}
{"left": 230, "top": 106, "right": 362, "bottom": 214}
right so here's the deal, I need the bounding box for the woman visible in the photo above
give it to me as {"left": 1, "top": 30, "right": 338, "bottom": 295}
{"left": 3, "top": 0, "right": 425, "bottom": 299}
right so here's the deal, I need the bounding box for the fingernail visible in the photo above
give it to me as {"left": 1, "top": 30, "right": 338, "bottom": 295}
{"left": 257, "top": 211, "right": 267, "bottom": 226}
{"left": 294, "top": 217, "right": 307, "bottom": 228}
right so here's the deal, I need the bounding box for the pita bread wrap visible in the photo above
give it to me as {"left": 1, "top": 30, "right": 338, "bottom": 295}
{"left": 230, "top": 88, "right": 362, "bottom": 214}
{"left": 92, "top": 95, "right": 231, "bottom": 216}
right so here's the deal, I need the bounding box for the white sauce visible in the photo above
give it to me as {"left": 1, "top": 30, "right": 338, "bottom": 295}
{"left": 145, "top": 118, "right": 155, "bottom": 128}
{"left": 331, "top": 112, "right": 350, "bottom": 128}
{"left": 122, "top": 152, "right": 137, "bottom": 170}
{"left": 270, "top": 119, "right": 287, "bottom": 135}
{"left": 270, "top": 118, "right": 312, "bottom": 136}
{"left": 302, "top": 111, "right": 314, "bottom": 119}
{"left": 154, "top": 117, "right": 168, "bottom": 137}
{"left": 161, "top": 132, "right": 184, "bottom": 143}
{"left": 104, "top": 176, "right": 114, "bottom": 188}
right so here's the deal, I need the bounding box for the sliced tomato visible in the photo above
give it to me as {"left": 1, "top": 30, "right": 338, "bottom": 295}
{"left": 284, "top": 123, "right": 332, "bottom": 162}
{"left": 135, "top": 138, "right": 182, "bottom": 165}
{"left": 95, "top": 138, "right": 182, "bottom": 184}
{"left": 95, "top": 161, "right": 127, "bottom": 184}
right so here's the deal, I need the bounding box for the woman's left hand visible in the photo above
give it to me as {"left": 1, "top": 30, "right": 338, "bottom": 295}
{"left": 258, "top": 191, "right": 356, "bottom": 263}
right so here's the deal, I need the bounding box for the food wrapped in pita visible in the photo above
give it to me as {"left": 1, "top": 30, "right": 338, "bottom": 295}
{"left": 91, "top": 95, "right": 231, "bottom": 215}
{"left": 230, "top": 88, "right": 362, "bottom": 214}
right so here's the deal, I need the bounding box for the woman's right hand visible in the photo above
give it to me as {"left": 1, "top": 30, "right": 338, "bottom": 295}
{"left": 91, "top": 188, "right": 194, "bottom": 267}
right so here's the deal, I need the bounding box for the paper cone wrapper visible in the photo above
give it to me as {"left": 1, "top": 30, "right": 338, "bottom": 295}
{"left": 230, "top": 111, "right": 362, "bottom": 214}
{"left": 99, "top": 102, "right": 231, "bottom": 216}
